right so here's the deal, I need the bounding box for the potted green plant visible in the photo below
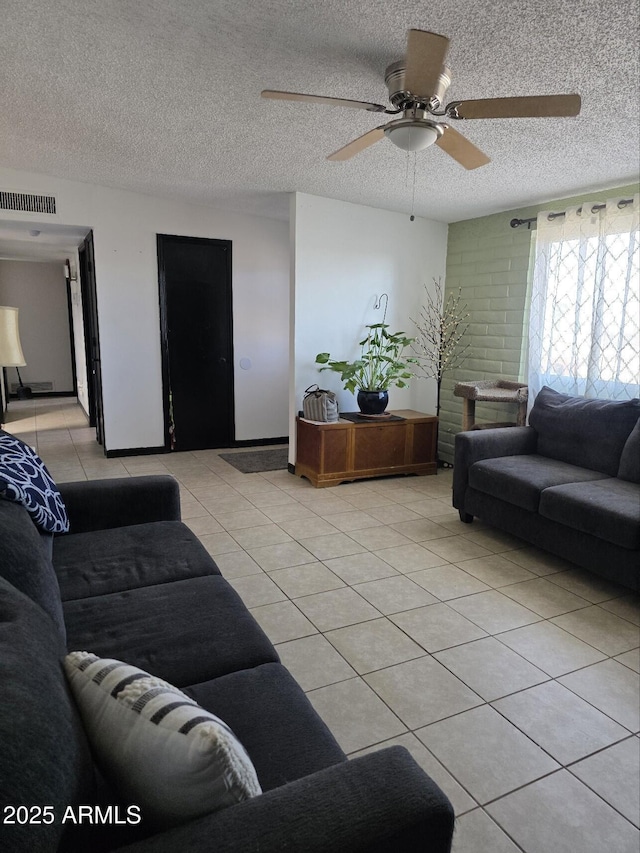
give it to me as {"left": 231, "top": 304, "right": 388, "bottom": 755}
{"left": 315, "top": 323, "right": 417, "bottom": 414}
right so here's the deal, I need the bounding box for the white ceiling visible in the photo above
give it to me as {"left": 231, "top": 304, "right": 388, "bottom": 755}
{"left": 1, "top": 0, "right": 639, "bottom": 242}
{"left": 0, "top": 220, "right": 88, "bottom": 262}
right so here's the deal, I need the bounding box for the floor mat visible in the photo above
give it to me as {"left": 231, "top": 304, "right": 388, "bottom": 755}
{"left": 218, "top": 447, "right": 289, "bottom": 473}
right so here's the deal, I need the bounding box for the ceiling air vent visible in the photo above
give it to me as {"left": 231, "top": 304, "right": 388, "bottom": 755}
{"left": 0, "top": 190, "right": 57, "bottom": 215}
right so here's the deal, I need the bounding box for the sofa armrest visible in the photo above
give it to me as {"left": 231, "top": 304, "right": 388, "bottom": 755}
{"left": 58, "top": 475, "right": 181, "bottom": 534}
{"left": 118, "top": 746, "right": 454, "bottom": 853}
{"left": 453, "top": 427, "right": 538, "bottom": 517}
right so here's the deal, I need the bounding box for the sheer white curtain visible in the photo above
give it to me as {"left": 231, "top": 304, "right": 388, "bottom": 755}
{"left": 528, "top": 193, "right": 639, "bottom": 404}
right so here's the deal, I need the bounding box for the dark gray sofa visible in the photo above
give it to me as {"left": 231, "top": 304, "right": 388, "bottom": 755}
{"left": 0, "top": 474, "right": 454, "bottom": 853}
{"left": 453, "top": 387, "right": 640, "bottom": 591}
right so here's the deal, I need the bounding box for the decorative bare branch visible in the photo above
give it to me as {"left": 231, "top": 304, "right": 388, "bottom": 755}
{"left": 411, "top": 277, "right": 470, "bottom": 417}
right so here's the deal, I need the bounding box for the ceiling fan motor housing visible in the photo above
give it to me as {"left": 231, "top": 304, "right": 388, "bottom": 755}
{"left": 384, "top": 60, "right": 452, "bottom": 110}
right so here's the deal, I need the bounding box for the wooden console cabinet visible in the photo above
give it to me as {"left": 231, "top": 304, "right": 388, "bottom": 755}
{"left": 295, "top": 410, "right": 438, "bottom": 488}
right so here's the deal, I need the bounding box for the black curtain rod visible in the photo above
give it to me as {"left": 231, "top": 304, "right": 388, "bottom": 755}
{"left": 510, "top": 197, "right": 634, "bottom": 230}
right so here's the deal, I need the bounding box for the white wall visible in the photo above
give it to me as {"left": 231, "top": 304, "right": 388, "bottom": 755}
{"left": 290, "top": 193, "right": 448, "bottom": 459}
{"left": 67, "top": 251, "right": 90, "bottom": 416}
{"left": 0, "top": 166, "right": 290, "bottom": 451}
{"left": 0, "top": 260, "right": 74, "bottom": 393}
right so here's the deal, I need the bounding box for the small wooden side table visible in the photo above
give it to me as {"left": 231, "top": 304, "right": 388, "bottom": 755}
{"left": 454, "top": 380, "right": 528, "bottom": 430}
{"left": 295, "top": 410, "right": 438, "bottom": 488}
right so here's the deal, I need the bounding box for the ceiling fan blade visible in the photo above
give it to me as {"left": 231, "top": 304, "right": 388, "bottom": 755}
{"left": 404, "top": 29, "right": 450, "bottom": 99}
{"left": 436, "top": 125, "right": 491, "bottom": 170}
{"left": 327, "top": 126, "right": 386, "bottom": 161}
{"left": 449, "top": 94, "right": 581, "bottom": 119}
{"left": 261, "top": 89, "right": 387, "bottom": 113}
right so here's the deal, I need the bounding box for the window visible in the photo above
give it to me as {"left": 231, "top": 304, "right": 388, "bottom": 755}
{"left": 528, "top": 194, "right": 639, "bottom": 402}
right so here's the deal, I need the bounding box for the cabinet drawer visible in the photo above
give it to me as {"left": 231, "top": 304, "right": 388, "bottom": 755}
{"left": 353, "top": 424, "right": 405, "bottom": 470}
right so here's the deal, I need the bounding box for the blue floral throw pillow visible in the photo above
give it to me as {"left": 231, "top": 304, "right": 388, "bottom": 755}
{"left": 0, "top": 430, "right": 69, "bottom": 533}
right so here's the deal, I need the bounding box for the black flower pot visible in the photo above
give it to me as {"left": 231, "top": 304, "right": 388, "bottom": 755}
{"left": 357, "top": 389, "right": 389, "bottom": 415}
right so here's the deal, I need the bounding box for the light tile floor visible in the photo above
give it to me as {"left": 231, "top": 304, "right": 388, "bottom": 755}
{"left": 6, "top": 398, "right": 640, "bottom": 853}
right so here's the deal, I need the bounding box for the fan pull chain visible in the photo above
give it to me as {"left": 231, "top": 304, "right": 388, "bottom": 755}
{"left": 410, "top": 152, "right": 417, "bottom": 221}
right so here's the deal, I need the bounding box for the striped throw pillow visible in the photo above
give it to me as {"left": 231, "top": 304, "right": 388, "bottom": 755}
{"left": 64, "top": 652, "right": 261, "bottom": 827}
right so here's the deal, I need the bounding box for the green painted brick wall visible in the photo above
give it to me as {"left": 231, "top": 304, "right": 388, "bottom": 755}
{"left": 439, "top": 181, "right": 639, "bottom": 464}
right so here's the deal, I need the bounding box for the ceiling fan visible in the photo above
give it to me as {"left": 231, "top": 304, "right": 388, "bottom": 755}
{"left": 261, "top": 28, "right": 581, "bottom": 169}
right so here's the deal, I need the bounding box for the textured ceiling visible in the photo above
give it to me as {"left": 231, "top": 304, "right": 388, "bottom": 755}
{"left": 1, "top": 0, "right": 639, "bottom": 232}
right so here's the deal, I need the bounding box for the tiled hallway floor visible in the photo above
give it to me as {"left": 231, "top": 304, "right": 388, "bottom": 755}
{"left": 6, "top": 398, "right": 639, "bottom": 852}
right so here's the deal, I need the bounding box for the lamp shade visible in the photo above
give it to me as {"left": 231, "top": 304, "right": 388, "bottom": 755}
{"left": 385, "top": 123, "right": 439, "bottom": 152}
{"left": 0, "top": 306, "right": 27, "bottom": 367}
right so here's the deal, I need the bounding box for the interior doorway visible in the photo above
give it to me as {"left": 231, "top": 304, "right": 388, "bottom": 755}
{"left": 157, "top": 234, "right": 234, "bottom": 451}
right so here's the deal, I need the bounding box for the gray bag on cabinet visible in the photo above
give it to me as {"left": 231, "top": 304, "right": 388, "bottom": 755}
{"left": 303, "top": 385, "right": 339, "bottom": 422}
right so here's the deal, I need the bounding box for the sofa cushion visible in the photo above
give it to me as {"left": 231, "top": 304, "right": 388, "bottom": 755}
{"left": 58, "top": 475, "right": 181, "bottom": 535}
{"left": 64, "top": 652, "right": 261, "bottom": 829}
{"left": 529, "top": 387, "right": 640, "bottom": 476}
{"left": 618, "top": 419, "right": 640, "bottom": 483}
{"left": 0, "top": 498, "right": 66, "bottom": 638}
{"left": 0, "top": 429, "right": 69, "bottom": 533}
{"left": 0, "top": 577, "right": 94, "bottom": 853}
{"left": 54, "top": 521, "right": 220, "bottom": 601}
{"left": 469, "top": 455, "right": 609, "bottom": 512}
{"left": 63, "top": 574, "right": 279, "bottom": 687}
{"left": 185, "top": 663, "right": 346, "bottom": 793}
{"left": 539, "top": 479, "right": 640, "bottom": 550}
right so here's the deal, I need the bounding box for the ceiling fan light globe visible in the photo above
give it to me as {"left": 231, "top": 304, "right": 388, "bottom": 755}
{"left": 385, "top": 123, "right": 439, "bottom": 152}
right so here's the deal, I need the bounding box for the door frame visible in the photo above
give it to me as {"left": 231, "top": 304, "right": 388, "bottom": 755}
{"left": 157, "top": 233, "right": 235, "bottom": 452}
{"left": 78, "top": 231, "right": 106, "bottom": 448}
{"left": 65, "top": 272, "right": 78, "bottom": 397}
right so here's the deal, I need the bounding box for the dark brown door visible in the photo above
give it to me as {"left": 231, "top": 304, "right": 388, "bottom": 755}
{"left": 157, "top": 234, "right": 234, "bottom": 451}
{"left": 79, "top": 231, "right": 105, "bottom": 447}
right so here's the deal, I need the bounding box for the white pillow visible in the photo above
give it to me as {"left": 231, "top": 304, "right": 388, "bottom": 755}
{"left": 64, "top": 652, "right": 262, "bottom": 827}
